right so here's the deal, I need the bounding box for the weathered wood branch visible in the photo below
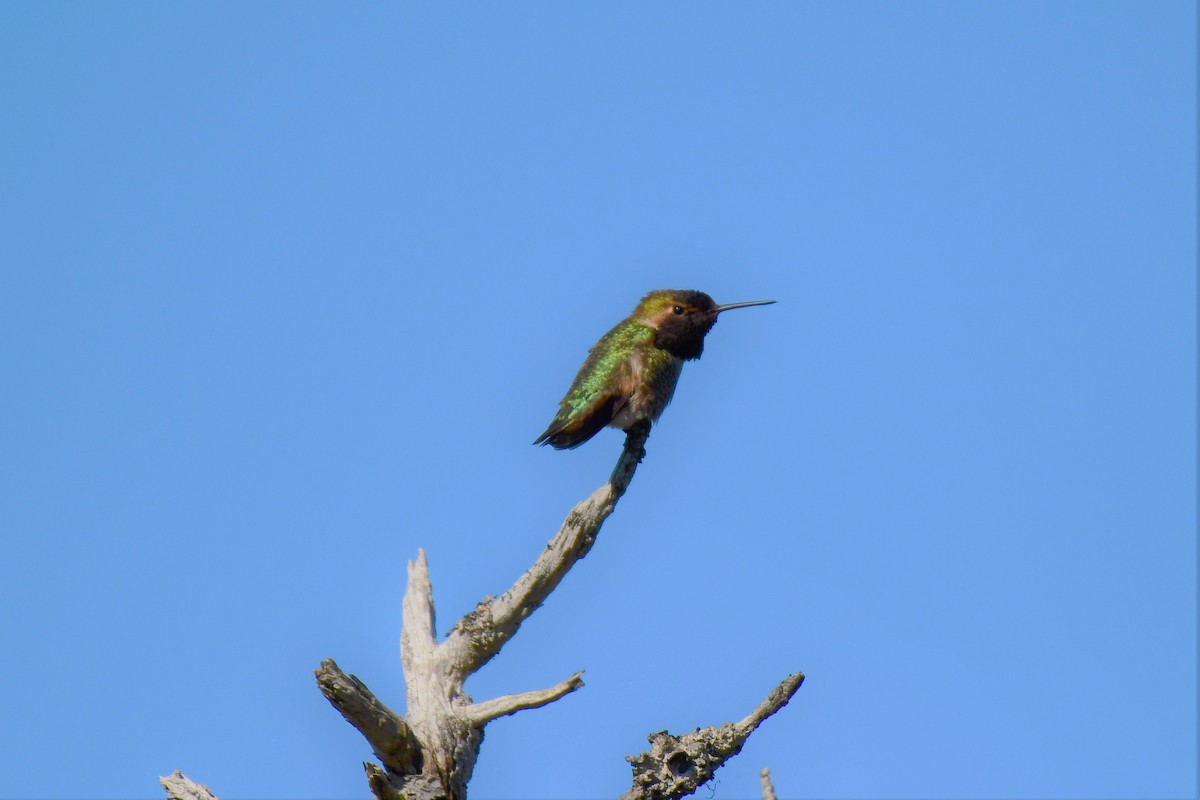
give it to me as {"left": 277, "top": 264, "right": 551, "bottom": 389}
{"left": 160, "top": 420, "right": 803, "bottom": 800}
{"left": 317, "top": 423, "right": 651, "bottom": 800}
{"left": 315, "top": 659, "right": 422, "bottom": 775}
{"left": 737, "top": 671, "right": 805, "bottom": 738}
{"left": 460, "top": 671, "right": 586, "bottom": 726}
{"left": 620, "top": 672, "right": 804, "bottom": 800}
{"left": 760, "top": 767, "right": 778, "bottom": 800}
{"left": 159, "top": 771, "right": 217, "bottom": 800}
{"left": 445, "top": 421, "right": 650, "bottom": 674}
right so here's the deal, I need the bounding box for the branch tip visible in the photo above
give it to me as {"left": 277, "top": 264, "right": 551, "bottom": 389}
{"left": 736, "top": 672, "right": 804, "bottom": 737}
{"left": 460, "top": 671, "right": 586, "bottom": 726}
{"left": 760, "top": 767, "right": 778, "bottom": 800}
{"left": 620, "top": 670, "right": 803, "bottom": 800}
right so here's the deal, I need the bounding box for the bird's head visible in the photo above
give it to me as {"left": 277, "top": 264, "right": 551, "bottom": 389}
{"left": 634, "top": 289, "right": 775, "bottom": 360}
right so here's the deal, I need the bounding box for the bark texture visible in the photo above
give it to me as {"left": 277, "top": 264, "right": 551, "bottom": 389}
{"left": 159, "top": 771, "right": 217, "bottom": 800}
{"left": 621, "top": 672, "right": 804, "bottom": 800}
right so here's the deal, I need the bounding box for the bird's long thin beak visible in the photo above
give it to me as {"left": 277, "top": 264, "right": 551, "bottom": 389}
{"left": 714, "top": 299, "right": 777, "bottom": 313}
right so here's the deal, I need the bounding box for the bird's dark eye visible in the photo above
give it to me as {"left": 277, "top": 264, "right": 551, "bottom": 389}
{"left": 673, "top": 305, "right": 684, "bottom": 315}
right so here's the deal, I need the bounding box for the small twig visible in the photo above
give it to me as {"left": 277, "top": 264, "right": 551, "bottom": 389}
{"left": 759, "top": 768, "right": 777, "bottom": 800}
{"left": 461, "top": 671, "right": 585, "bottom": 726}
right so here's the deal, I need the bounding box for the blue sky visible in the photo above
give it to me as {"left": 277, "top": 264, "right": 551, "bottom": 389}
{"left": 1, "top": 3, "right": 1195, "bottom": 799}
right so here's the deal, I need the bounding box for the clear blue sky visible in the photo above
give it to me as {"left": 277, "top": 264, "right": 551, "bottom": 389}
{"left": 1, "top": 3, "right": 1195, "bottom": 799}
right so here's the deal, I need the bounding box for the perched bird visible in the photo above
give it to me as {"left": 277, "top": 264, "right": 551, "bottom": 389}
{"left": 534, "top": 290, "right": 775, "bottom": 450}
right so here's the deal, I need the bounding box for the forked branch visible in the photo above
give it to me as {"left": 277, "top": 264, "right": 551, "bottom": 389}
{"left": 318, "top": 423, "right": 652, "bottom": 800}
{"left": 160, "top": 421, "right": 802, "bottom": 800}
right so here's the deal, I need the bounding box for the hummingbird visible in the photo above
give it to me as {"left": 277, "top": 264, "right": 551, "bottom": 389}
{"left": 534, "top": 290, "right": 776, "bottom": 450}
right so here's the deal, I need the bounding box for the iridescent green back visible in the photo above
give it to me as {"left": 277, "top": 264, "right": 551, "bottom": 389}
{"left": 534, "top": 318, "right": 674, "bottom": 448}
{"left": 561, "top": 320, "right": 651, "bottom": 414}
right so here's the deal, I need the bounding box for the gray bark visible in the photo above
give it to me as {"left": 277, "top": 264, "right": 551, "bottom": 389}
{"left": 760, "top": 768, "right": 778, "bottom": 800}
{"left": 159, "top": 771, "right": 217, "bottom": 800}
{"left": 621, "top": 673, "right": 803, "bottom": 800}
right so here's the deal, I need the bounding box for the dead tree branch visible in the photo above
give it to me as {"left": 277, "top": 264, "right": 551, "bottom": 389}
{"left": 445, "top": 421, "right": 649, "bottom": 672}
{"left": 760, "top": 767, "right": 778, "bottom": 800}
{"left": 621, "top": 672, "right": 804, "bottom": 800}
{"left": 460, "top": 671, "right": 586, "bottom": 726}
{"left": 315, "top": 659, "right": 423, "bottom": 775}
{"left": 317, "top": 422, "right": 651, "bottom": 800}
{"left": 161, "top": 420, "right": 802, "bottom": 799}
{"left": 159, "top": 772, "right": 218, "bottom": 800}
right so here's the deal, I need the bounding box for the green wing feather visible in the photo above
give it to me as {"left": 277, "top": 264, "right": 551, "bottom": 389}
{"left": 534, "top": 321, "right": 655, "bottom": 449}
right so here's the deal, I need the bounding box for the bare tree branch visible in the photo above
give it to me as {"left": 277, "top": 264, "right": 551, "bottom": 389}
{"left": 760, "top": 768, "right": 778, "bottom": 800}
{"left": 159, "top": 772, "right": 218, "bottom": 800}
{"left": 620, "top": 672, "right": 804, "bottom": 800}
{"left": 315, "top": 658, "right": 423, "bottom": 775}
{"left": 461, "top": 671, "right": 586, "bottom": 726}
{"left": 444, "top": 422, "right": 650, "bottom": 674}
{"left": 364, "top": 762, "right": 402, "bottom": 800}
{"left": 402, "top": 549, "right": 438, "bottom": 657}
{"left": 163, "top": 420, "right": 803, "bottom": 800}
{"left": 365, "top": 762, "right": 443, "bottom": 800}
{"left": 315, "top": 424, "right": 652, "bottom": 800}
{"left": 737, "top": 672, "right": 805, "bottom": 737}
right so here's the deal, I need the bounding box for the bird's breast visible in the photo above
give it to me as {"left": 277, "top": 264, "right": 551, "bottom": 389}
{"left": 609, "top": 352, "right": 683, "bottom": 430}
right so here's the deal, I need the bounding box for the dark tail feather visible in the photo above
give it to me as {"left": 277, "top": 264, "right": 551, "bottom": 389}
{"left": 533, "top": 397, "right": 618, "bottom": 450}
